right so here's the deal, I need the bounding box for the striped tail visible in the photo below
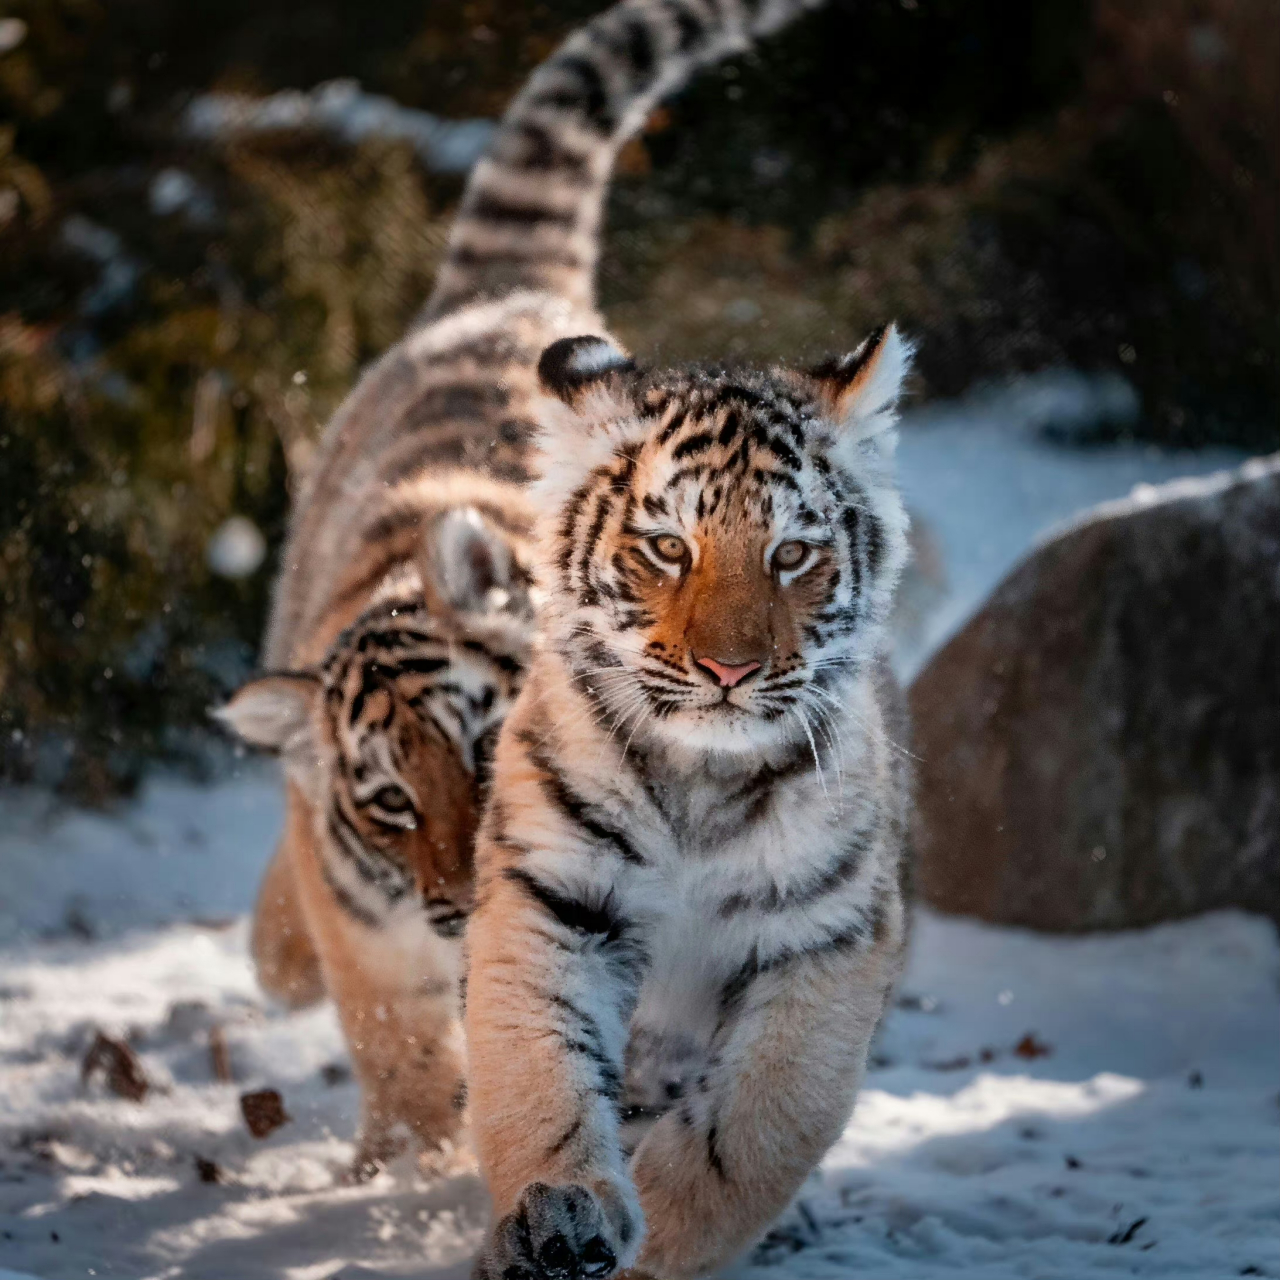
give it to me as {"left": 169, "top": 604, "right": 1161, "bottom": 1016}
{"left": 424, "top": 0, "right": 823, "bottom": 319}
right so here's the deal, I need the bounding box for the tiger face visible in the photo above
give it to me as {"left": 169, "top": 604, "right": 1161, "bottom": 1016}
{"left": 219, "top": 508, "right": 530, "bottom": 933}
{"left": 531, "top": 327, "right": 912, "bottom": 755}
{"left": 312, "top": 601, "right": 524, "bottom": 932}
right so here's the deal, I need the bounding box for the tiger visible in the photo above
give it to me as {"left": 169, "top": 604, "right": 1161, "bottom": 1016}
{"left": 216, "top": 0, "right": 828, "bottom": 1179}
{"left": 463, "top": 316, "right": 914, "bottom": 1269}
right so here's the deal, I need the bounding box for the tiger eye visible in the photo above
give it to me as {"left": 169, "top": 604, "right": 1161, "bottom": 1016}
{"left": 773, "top": 540, "right": 808, "bottom": 571}
{"left": 649, "top": 534, "right": 688, "bottom": 564}
{"left": 372, "top": 784, "right": 413, "bottom": 813}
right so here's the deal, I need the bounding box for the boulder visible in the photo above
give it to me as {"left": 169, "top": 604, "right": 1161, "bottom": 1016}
{"left": 910, "top": 453, "right": 1280, "bottom": 930}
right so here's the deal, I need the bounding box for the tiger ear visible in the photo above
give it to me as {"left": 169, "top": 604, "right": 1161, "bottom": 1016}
{"left": 806, "top": 324, "right": 914, "bottom": 448}
{"left": 537, "top": 335, "right": 636, "bottom": 407}
{"left": 212, "top": 672, "right": 319, "bottom": 752}
{"left": 420, "top": 506, "right": 518, "bottom": 616}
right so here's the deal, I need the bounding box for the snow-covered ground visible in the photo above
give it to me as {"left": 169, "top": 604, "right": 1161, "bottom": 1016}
{"left": 1, "top": 381, "right": 1274, "bottom": 1278}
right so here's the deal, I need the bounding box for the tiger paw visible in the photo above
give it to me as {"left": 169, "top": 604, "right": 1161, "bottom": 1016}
{"left": 473, "top": 1181, "right": 633, "bottom": 1280}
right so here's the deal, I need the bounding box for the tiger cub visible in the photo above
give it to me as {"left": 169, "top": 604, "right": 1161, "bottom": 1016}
{"left": 465, "top": 324, "right": 914, "bottom": 1277}
{"left": 217, "top": 0, "right": 826, "bottom": 1177}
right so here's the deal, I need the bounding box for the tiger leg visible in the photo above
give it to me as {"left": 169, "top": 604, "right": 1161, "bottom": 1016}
{"left": 467, "top": 866, "right": 644, "bottom": 1280}
{"left": 286, "top": 784, "right": 467, "bottom": 1175}
{"left": 250, "top": 818, "right": 325, "bottom": 1008}
{"left": 630, "top": 924, "right": 905, "bottom": 1279}
{"left": 324, "top": 942, "right": 467, "bottom": 1180}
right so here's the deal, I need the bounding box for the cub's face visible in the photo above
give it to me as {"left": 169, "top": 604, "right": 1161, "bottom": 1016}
{"left": 309, "top": 616, "right": 519, "bottom": 932}
{"left": 218, "top": 509, "right": 529, "bottom": 933}
{"left": 532, "top": 328, "right": 912, "bottom": 753}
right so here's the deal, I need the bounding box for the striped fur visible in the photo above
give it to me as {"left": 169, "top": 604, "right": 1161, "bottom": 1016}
{"left": 219, "top": 0, "right": 824, "bottom": 1178}
{"left": 464, "top": 279, "right": 915, "bottom": 1272}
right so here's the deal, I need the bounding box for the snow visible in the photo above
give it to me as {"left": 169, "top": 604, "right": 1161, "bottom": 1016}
{"left": 182, "top": 81, "right": 495, "bottom": 175}
{"left": 892, "top": 371, "right": 1244, "bottom": 677}
{"left": 1, "top": 378, "right": 1274, "bottom": 1278}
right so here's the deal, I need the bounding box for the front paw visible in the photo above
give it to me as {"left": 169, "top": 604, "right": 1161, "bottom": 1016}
{"left": 474, "top": 1182, "right": 629, "bottom": 1280}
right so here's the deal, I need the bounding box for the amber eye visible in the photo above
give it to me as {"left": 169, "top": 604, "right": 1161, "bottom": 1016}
{"left": 648, "top": 534, "right": 688, "bottom": 564}
{"left": 371, "top": 784, "right": 413, "bottom": 814}
{"left": 773, "top": 540, "right": 809, "bottom": 572}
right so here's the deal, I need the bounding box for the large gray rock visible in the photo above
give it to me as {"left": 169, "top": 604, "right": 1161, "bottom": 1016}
{"left": 910, "top": 453, "right": 1280, "bottom": 930}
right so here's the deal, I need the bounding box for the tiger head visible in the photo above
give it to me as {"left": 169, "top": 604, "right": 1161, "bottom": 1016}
{"left": 531, "top": 327, "right": 912, "bottom": 755}
{"left": 217, "top": 507, "right": 532, "bottom": 932}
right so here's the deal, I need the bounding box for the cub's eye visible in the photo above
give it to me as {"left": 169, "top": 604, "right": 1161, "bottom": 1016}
{"left": 371, "top": 785, "right": 413, "bottom": 814}
{"left": 648, "top": 534, "right": 688, "bottom": 564}
{"left": 773, "top": 540, "right": 809, "bottom": 572}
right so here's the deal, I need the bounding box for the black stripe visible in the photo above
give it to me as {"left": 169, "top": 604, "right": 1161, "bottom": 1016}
{"left": 328, "top": 805, "right": 411, "bottom": 902}
{"left": 706, "top": 1121, "right": 728, "bottom": 1180}
{"left": 547, "top": 992, "right": 623, "bottom": 1102}
{"left": 577, "top": 489, "right": 614, "bottom": 605}
{"left": 518, "top": 732, "right": 647, "bottom": 866}
{"left": 546, "top": 1115, "right": 584, "bottom": 1159}
{"left": 319, "top": 860, "right": 382, "bottom": 929}
{"left": 459, "top": 637, "right": 524, "bottom": 677}
{"left": 394, "top": 656, "right": 451, "bottom": 676}
{"left": 558, "top": 479, "right": 598, "bottom": 575}
{"left": 536, "top": 54, "right": 615, "bottom": 134}
{"left": 717, "top": 916, "right": 874, "bottom": 1021}
{"left": 660, "top": 0, "right": 707, "bottom": 52}
{"left": 841, "top": 506, "right": 862, "bottom": 597}
{"left": 407, "top": 382, "right": 509, "bottom": 424}
{"left": 717, "top": 835, "right": 869, "bottom": 916}
{"left": 671, "top": 430, "right": 716, "bottom": 461}
{"left": 641, "top": 493, "right": 669, "bottom": 517}
{"left": 417, "top": 330, "right": 516, "bottom": 369}
{"left": 449, "top": 244, "right": 583, "bottom": 270}
{"left": 470, "top": 190, "right": 577, "bottom": 229}
{"left": 506, "top": 120, "right": 591, "bottom": 175}
{"left": 704, "top": 382, "right": 766, "bottom": 414}
{"left": 754, "top": 466, "right": 801, "bottom": 494}
{"left": 766, "top": 433, "right": 802, "bottom": 471}
{"left": 505, "top": 867, "right": 632, "bottom": 944}
{"left": 664, "top": 463, "right": 708, "bottom": 490}
{"left": 656, "top": 409, "right": 687, "bottom": 446}
{"left": 620, "top": 15, "right": 657, "bottom": 81}
{"left": 718, "top": 949, "right": 761, "bottom": 1022}
{"left": 615, "top": 608, "right": 656, "bottom": 631}
{"left": 864, "top": 513, "right": 884, "bottom": 577}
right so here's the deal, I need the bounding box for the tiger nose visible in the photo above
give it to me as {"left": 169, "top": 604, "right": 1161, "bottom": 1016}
{"left": 694, "top": 656, "right": 762, "bottom": 688}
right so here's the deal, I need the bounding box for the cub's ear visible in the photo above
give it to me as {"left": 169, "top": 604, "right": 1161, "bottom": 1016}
{"left": 806, "top": 323, "right": 914, "bottom": 445}
{"left": 537, "top": 335, "right": 636, "bottom": 407}
{"left": 421, "top": 506, "right": 520, "bottom": 617}
{"left": 212, "top": 672, "right": 319, "bottom": 752}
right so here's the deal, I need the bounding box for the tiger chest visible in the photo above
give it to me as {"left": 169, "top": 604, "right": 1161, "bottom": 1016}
{"left": 615, "top": 869, "right": 749, "bottom": 1152}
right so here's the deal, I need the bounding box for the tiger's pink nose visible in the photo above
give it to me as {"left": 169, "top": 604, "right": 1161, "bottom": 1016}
{"left": 695, "top": 656, "right": 762, "bottom": 688}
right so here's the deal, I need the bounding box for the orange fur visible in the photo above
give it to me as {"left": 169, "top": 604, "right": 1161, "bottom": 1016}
{"left": 282, "top": 781, "right": 468, "bottom": 1175}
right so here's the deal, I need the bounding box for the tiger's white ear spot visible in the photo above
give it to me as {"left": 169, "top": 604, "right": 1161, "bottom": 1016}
{"left": 213, "top": 672, "right": 319, "bottom": 752}
{"left": 808, "top": 323, "right": 914, "bottom": 447}
{"left": 538, "top": 335, "right": 635, "bottom": 405}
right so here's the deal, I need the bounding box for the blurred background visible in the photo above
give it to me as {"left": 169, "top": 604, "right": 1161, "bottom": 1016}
{"left": 1, "top": 0, "right": 1276, "bottom": 800}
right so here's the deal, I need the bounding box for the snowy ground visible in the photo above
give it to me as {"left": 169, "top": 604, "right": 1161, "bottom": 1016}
{"left": 2, "top": 381, "right": 1275, "bottom": 1278}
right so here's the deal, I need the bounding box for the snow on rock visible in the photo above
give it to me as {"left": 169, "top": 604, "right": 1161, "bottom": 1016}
{"left": 892, "top": 375, "right": 1245, "bottom": 678}
{"left": 182, "top": 80, "right": 496, "bottom": 174}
